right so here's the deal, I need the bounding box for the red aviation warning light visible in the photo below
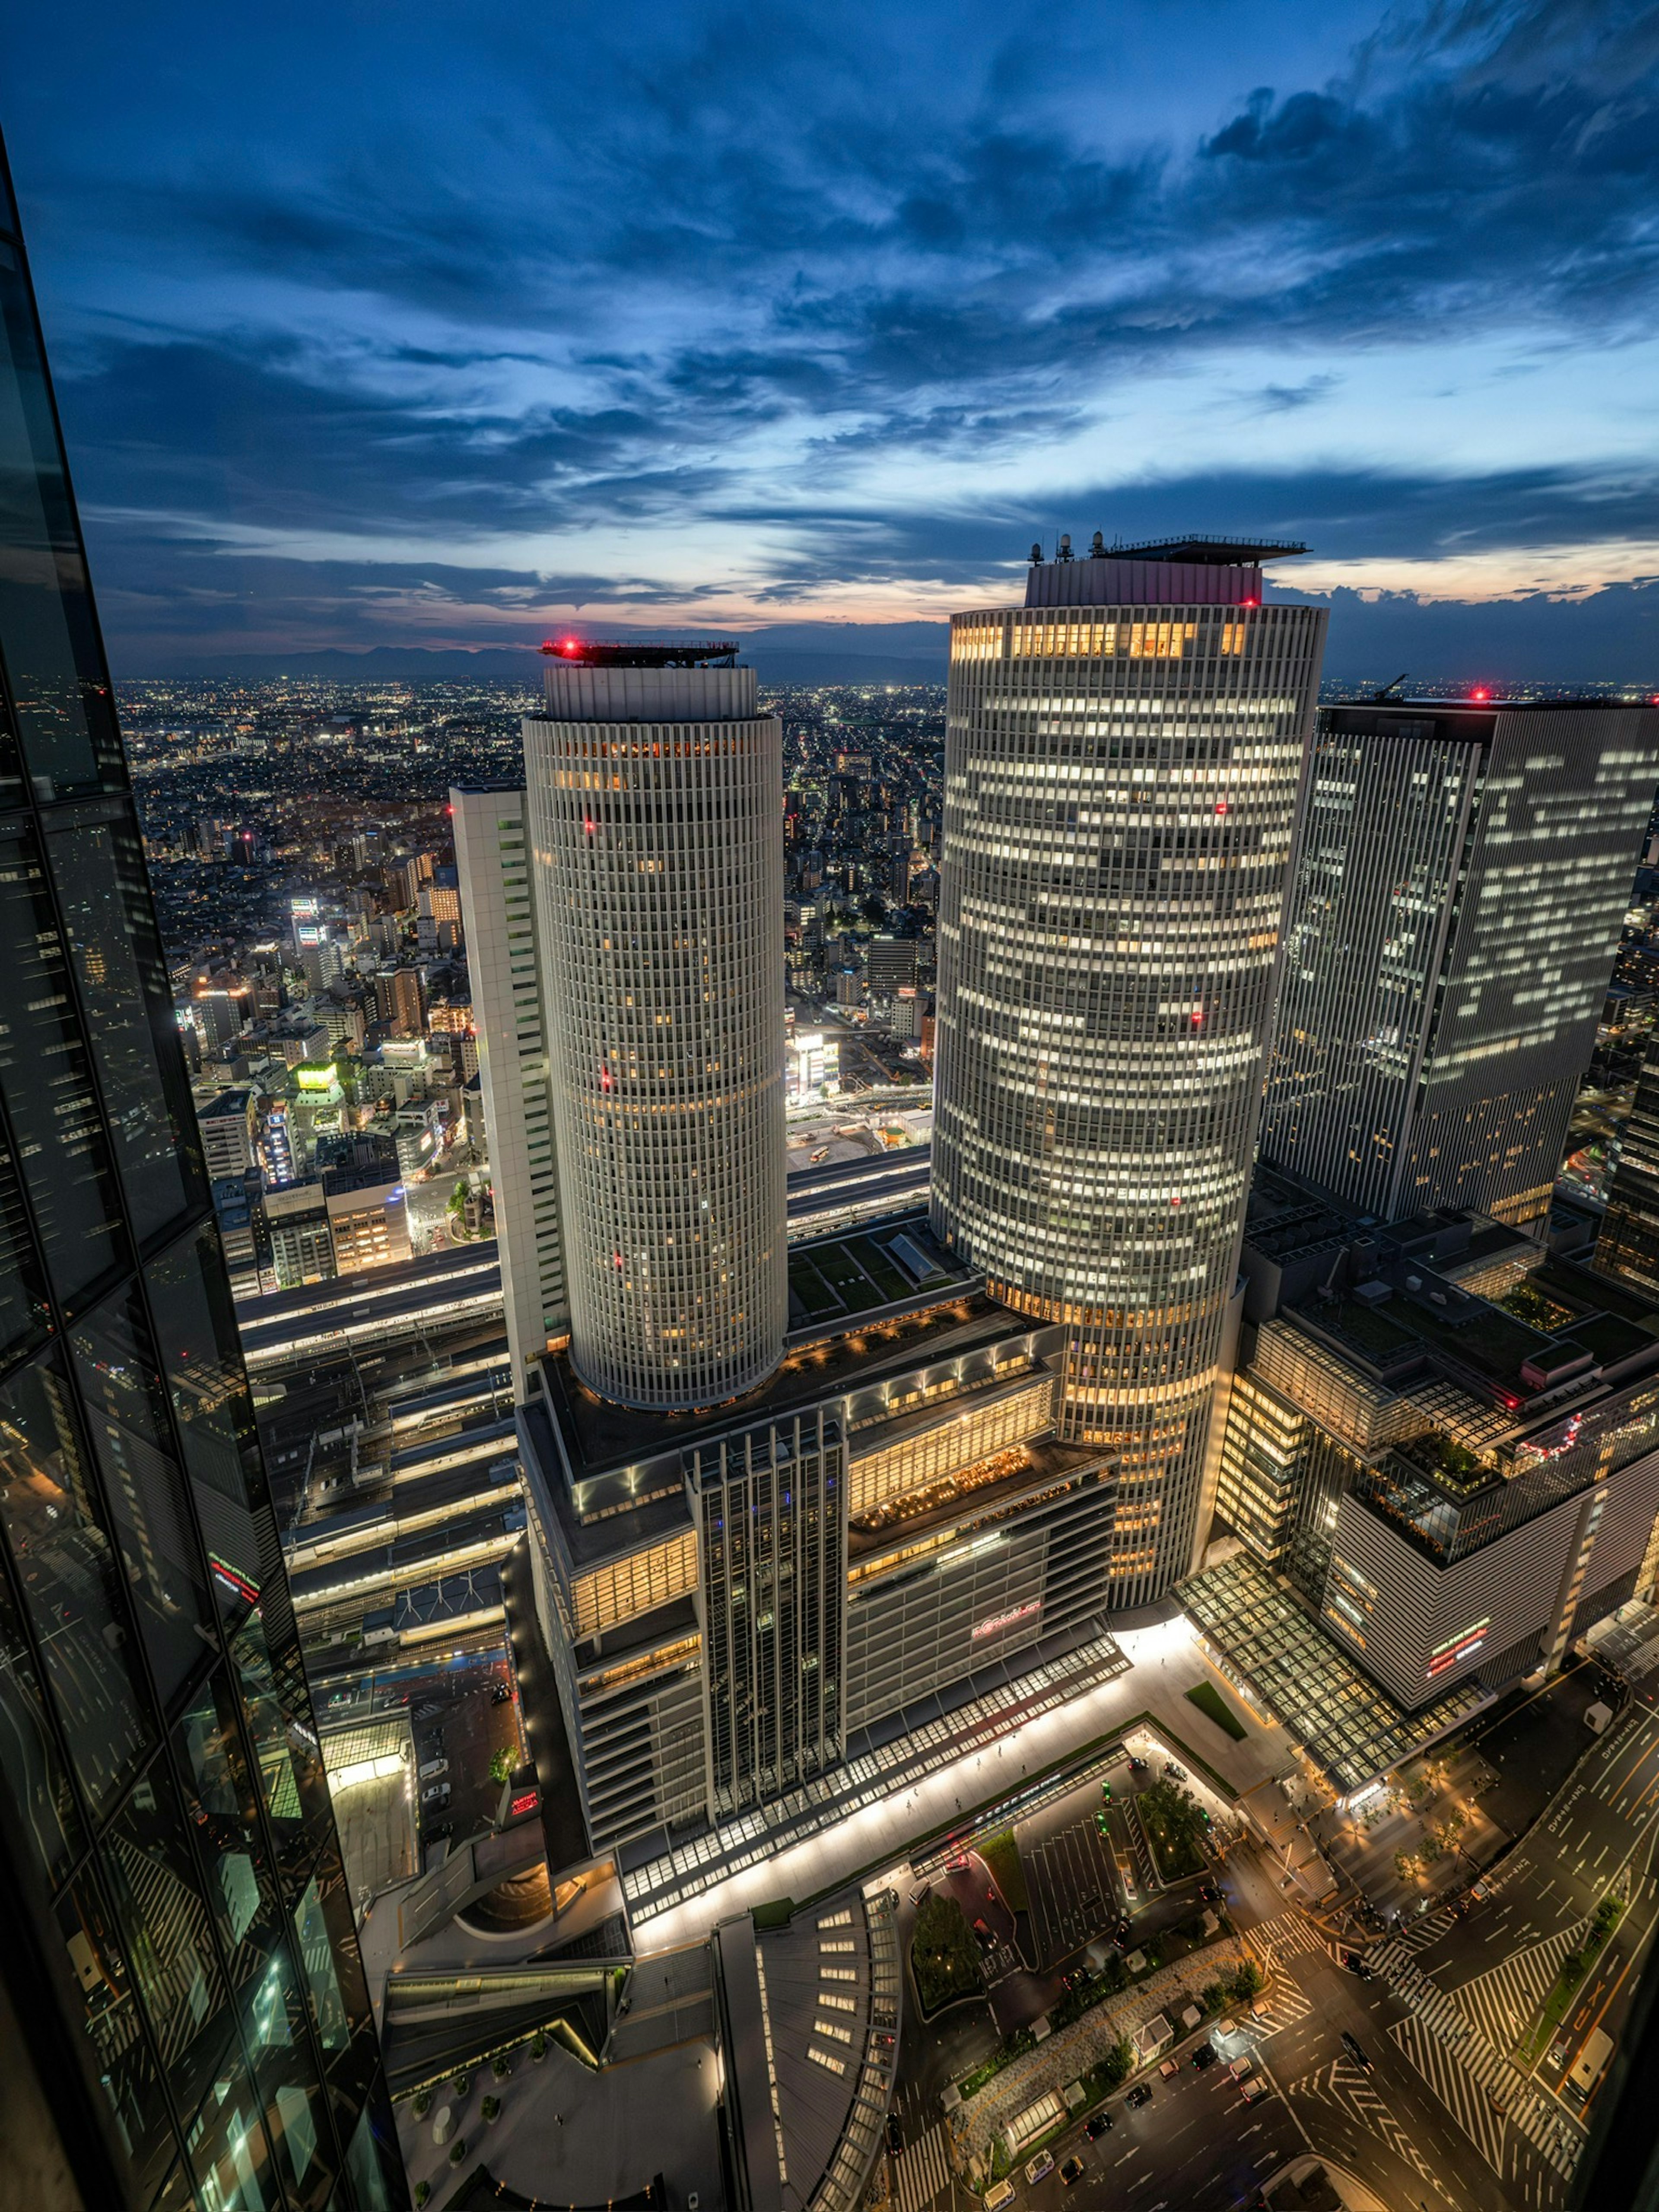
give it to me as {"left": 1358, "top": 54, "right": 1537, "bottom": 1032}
{"left": 1471, "top": 687, "right": 1490, "bottom": 702}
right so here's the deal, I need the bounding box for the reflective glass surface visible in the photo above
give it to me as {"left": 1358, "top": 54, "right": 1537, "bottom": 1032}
{"left": 244, "top": 1944, "right": 334, "bottom": 2211}
{"left": 146, "top": 1225, "right": 268, "bottom": 1629}
{"left": 103, "top": 1756, "right": 239, "bottom": 2122}
{"left": 71, "top": 1283, "right": 220, "bottom": 1708}
{"left": 0, "top": 242, "right": 124, "bottom": 800}
{"left": 172, "top": 1665, "right": 280, "bottom": 1996}
{"left": 0, "top": 1531, "right": 82, "bottom": 1884}
{"left": 47, "top": 813, "right": 204, "bottom": 1239}
{"left": 56, "top": 1870, "right": 179, "bottom": 2204}
{"left": 0, "top": 1097, "right": 49, "bottom": 1361}
{"left": 183, "top": 2044, "right": 282, "bottom": 2212}
{"left": 0, "top": 1349, "right": 153, "bottom": 1810}
{"left": 0, "top": 820, "right": 128, "bottom": 1302}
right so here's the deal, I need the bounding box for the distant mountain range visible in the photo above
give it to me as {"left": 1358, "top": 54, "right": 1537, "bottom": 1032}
{"left": 115, "top": 585, "right": 1659, "bottom": 689}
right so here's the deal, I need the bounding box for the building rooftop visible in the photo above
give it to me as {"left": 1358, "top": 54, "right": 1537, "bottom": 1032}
{"left": 539, "top": 637, "right": 739, "bottom": 667}
{"left": 1105, "top": 534, "right": 1309, "bottom": 565}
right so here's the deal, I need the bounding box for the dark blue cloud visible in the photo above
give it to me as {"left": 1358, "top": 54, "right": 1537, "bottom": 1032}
{"left": 3, "top": 0, "right": 1658, "bottom": 664}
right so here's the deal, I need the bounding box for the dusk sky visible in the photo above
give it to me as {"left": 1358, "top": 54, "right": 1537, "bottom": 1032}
{"left": 5, "top": 0, "right": 1659, "bottom": 676}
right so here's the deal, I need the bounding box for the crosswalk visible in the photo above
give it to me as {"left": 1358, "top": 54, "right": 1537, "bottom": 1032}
{"left": 1246, "top": 1905, "right": 1336, "bottom": 1967}
{"left": 1289, "top": 2057, "right": 1441, "bottom": 2193}
{"left": 1244, "top": 1973, "right": 1314, "bottom": 2040}
{"left": 893, "top": 2122, "right": 953, "bottom": 2212}
{"left": 1378, "top": 1955, "right": 1585, "bottom": 2179}
{"left": 1445, "top": 1918, "right": 1586, "bottom": 2052}
{"left": 1375, "top": 1904, "right": 1456, "bottom": 1961}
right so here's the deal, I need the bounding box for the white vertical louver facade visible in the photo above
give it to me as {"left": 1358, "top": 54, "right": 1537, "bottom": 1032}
{"left": 931, "top": 575, "right": 1326, "bottom": 1602}
{"left": 451, "top": 785, "right": 568, "bottom": 1388}
{"left": 523, "top": 662, "right": 788, "bottom": 1409}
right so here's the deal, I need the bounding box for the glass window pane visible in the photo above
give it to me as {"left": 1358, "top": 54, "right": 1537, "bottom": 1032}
{"left": 0, "top": 1095, "right": 49, "bottom": 1362}
{"left": 172, "top": 1664, "right": 280, "bottom": 1996}
{"left": 70, "top": 1283, "right": 219, "bottom": 1709}
{"left": 339, "top": 2101, "right": 398, "bottom": 2212}
{"left": 244, "top": 1943, "right": 336, "bottom": 2210}
{"left": 0, "top": 821, "right": 128, "bottom": 1304}
{"left": 290, "top": 1876, "right": 350, "bottom": 2056}
{"left": 0, "top": 240, "right": 125, "bottom": 801}
{"left": 102, "top": 1756, "right": 238, "bottom": 2123}
{"left": 230, "top": 1608, "right": 336, "bottom": 1882}
{"left": 183, "top": 2044, "right": 283, "bottom": 2212}
{"left": 46, "top": 816, "right": 204, "bottom": 1241}
{"left": 55, "top": 1869, "right": 179, "bottom": 2206}
{"left": 146, "top": 1224, "right": 268, "bottom": 1630}
{"left": 0, "top": 1349, "right": 153, "bottom": 1810}
{"left": 0, "top": 1538, "right": 82, "bottom": 1884}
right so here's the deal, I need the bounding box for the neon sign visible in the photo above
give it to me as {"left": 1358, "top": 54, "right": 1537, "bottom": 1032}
{"left": 971, "top": 1599, "right": 1041, "bottom": 1643}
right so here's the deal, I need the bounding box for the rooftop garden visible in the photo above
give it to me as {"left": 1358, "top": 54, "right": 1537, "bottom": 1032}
{"left": 1395, "top": 1428, "right": 1488, "bottom": 1487}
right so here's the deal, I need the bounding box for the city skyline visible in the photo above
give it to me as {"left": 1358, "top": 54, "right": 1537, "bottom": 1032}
{"left": 4, "top": 3, "right": 1659, "bottom": 673}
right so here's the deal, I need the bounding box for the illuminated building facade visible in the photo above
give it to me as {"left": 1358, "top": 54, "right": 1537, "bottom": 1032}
{"left": 930, "top": 539, "right": 1326, "bottom": 1603}
{"left": 0, "top": 141, "right": 404, "bottom": 2212}
{"left": 1595, "top": 1029, "right": 1659, "bottom": 1296}
{"left": 1262, "top": 699, "right": 1659, "bottom": 1234}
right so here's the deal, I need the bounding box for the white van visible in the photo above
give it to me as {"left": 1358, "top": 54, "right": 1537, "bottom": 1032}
{"left": 983, "top": 2184, "right": 1016, "bottom": 2212}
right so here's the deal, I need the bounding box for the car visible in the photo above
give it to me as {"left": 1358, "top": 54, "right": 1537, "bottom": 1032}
{"left": 1217, "top": 2017, "right": 1236, "bottom": 2038}
{"left": 1112, "top": 1920, "right": 1133, "bottom": 1948}
{"left": 1125, "top": 2085, "right": 1153, "bottom": 2109}
{"left": 886, "top": 2113, "right": 903, "bottom": 2157}
{"left": 1059, "top": 2155, "right": 1084, "bottom": 2187}
{"left": 1024, "top": 2152, "right": 1055, "bottom": 2186}
{"left": 1197, "top": 1881, "right": 1221, "bottom": 1902}
{"left": 1550, "top": 2038, "right": 1572, "bottom": 2067}
{"left": 1128, "top": 1755, "right": 1148, "bottom": 1773}
{"left": 1100, "top": 1780, "right": 1112, "bottom": 1800}
{"left": 1062, "top": 1969, "right": 1089, "bottom": 1993}
{"left": 1192, "top": 2045, "right": 1217, "bottom": 2070}
{"left": 1165, "top": 1762, "right": 1187, "bottom": 1780}
{"left": 1159, "top": 2058, "right": 1179, "bottom": 2079}
{"left": 983, "top": 2184, "right": 1017, "bottom": 2212}
{"left": 1095, "top": 1812, "right": 1110, "bottom": 1835}
{"left": 1229, "top": 2056, "right": 1253, "bottom": 2081}
{"left": 419, "top": 1758, "right": 448, "bottom": 1781}
{"left": 1240, "top": 2078, "right": 1269, "bottom": 2104}
{"left": 1341, "top": 2032, "right": 1371, "bottom": 2069}
{"left": 973, "top": 1917, "right": 993, "bottom": 1945}
{"left": 909, "top": 1883, "right": 931, "bottom": 1908}
{"left": 1342, "top": 1952, "right": 1375, "bottom": 1980}
{"left": 945, "top": 1853, "right": 970, "bottom": 1873}
{"left": 1084, "top": 2113, "right": 1112, "bottom": 2140}
{"left": 421, "top": 1783, "right": 450, "bottom": 1805}
{"left": 490, "top": 1682, "right": 512, "bottom": 1706}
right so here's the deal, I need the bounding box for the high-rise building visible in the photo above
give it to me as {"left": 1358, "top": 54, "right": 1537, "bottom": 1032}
{"left": 1262, "top": 698, "right": 1659, "bottom": 1233}
{"left": 0, "top": 143, "right": 404, "bottom": 2210}
{"left": 373, "top": 966, "right": 425, "bottom": 1039}
{"left": 931, "top": 537, "right": 1326, "bottom": 1602}
{"left": 462, "top": 639, "right": 788, "bottom": 1412}
{"left": 1595, "top": 1029, "right": 1659, "bottom": 1294}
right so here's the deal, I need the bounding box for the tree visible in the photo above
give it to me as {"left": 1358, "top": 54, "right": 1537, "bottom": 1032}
{"left": 489, "top": 1747, "right": 515, "bottom": 1784}
{"left": 911, "top": 1895, "right": 982, "bottom": 2012}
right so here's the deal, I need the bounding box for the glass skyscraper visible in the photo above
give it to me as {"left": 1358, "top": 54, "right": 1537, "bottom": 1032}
{"left": 0, "top": 138, "right": 405, "bottom": 2212}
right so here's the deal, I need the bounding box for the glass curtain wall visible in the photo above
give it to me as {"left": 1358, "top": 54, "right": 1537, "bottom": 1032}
{"left": 0, "top": 138, "right": 405, "bottom": 2212}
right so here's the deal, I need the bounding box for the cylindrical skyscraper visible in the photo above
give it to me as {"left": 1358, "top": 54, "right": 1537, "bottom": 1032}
{"left": 931, "top": 539, "right": 1327, "bottom": 1602}
{"left": 524, "top": 643, "right": 787, "bottom": 1409}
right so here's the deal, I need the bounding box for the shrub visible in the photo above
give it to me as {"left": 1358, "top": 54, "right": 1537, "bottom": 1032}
{"left": 412, "top": 2090, "right": 432, "bottom": 2119}
{"left": 482, "top": 2095, "right": 501, "bottom": 2123}
{"left": 448, "top": 2139, "right": 467, "bottom": 2166}
{"left": 452, "top": 2072, "right": 473, "bottom": 2098}
{"left": 414, "top": 2186, "right": 430, "bottom": 2209}
{"left": 492, "top": 2053, "right": 511, "bottom": 2079}
{"left": 531, "top": 2032, "right": 548, "bottom": 2062}
{"left": 911, "top": 1894, "right": 982, "bottom": 2014}
{"left": 489, "top": 1747, "right": 515, "bottom": 1784}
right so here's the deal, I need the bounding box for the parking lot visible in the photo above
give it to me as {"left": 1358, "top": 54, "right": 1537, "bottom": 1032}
{"left": 1023, "top": 1804, "right": 1125, "bottom": 1966}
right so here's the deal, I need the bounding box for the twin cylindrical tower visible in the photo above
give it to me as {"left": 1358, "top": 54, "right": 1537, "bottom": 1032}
{"left": 524, "top": 649, "right": 787, "bottom": 1410}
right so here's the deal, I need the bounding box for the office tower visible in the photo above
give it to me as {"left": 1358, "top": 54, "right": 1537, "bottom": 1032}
{"left": 450, "top": 788, "right": 568, "bottom": 1382}
{"left": 931, "top": 537, "right": 1326, "bottom": 1603}
{"left": 866, "top": 934, "right": 917, "bottom": 998}
{"left": 1262, "top": 698, "right": 1659, "bottom": 1233}
{"left": 192, "top": 982, "right": 253, "bottom": 1052}
{"left": 509, "top": 639, "right": 786, "bottom": 1411}
{"left": 317, "top": 1134, "right": 411, "bottom": 1274}
{"left": 0, "top": 144, "right": 404, "bottom": 2210}
{"left": 1593, "top": 1030, "right": 1659, "bottom": 1295}
{"left": 198, "top": 1089, "right": 260, "bottom": 1180}
{"left": 1190, "top": 1182, "right": 1659, "bottom": 1755}
{"left": 373, "top": 966, "right": 425, "bottom": 1039}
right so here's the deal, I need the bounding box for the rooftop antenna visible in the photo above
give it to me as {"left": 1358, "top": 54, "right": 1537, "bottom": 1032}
{"left": 1373, "top": 672, "right": 1411, "bottom": 701}
{"left": 1029, "top": 540, "right": 1043, "bottom": 564}
{"left": 1090, "top": 531, "right": 1106, "bottom": 558}
{"left": 1057, "top": 532, "right": 1074, "bottom": 562}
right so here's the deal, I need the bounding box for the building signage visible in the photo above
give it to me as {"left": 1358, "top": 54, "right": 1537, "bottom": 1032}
{"left": 1427, "top": 1617, "right": 1490, "bottom": 1679}
{"left": 971, "top": 1599, "right": 1041, "bottom": 1642}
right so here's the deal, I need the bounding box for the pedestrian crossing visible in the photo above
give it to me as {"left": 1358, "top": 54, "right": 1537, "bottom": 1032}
{"left": 1288, "top": 2058, "right": 1440, "bottom": 2191}
{"left": 893, "top": 2121, "right": 953, "bottom": 2212}
{"left": 1373, "top": 1904, "right": 1456, "bottom": 1963}
{"left": 1247, "top": 1905, "right": 1335, "bottom": 1967}
{"left": 1244, "top": 1973, "right": 1314, "bottom": 2040}
{"left": 1445, "top": 1918, "right": 1586, "bottom": 2052}
{"left": 1378, "top": 1957, "right": 1585, "bottom": 2179}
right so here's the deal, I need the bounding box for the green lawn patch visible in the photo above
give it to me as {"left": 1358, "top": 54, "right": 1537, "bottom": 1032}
{"left": 911, "top": 1894, "right": 983, "bottom": 2015}
{"left": 752, "top": 1897, "right": 795, "bottom": 1930}
{"left": 787, "top": 1256, "right": 843, "bottom": 1318}
{"left": 1185, "top": 1680, "right": 1248, "bottom": 1742}
{"left": 1136, "top": 1779, "right": 1208, "bottom": 1883}
{"left": 1519, "top": 1894, "right": 1625, "bottom": 2066}
{"left": 979, "top": 1830, "right": 1030, "bottom": 1915}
